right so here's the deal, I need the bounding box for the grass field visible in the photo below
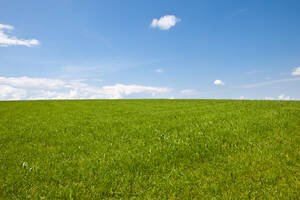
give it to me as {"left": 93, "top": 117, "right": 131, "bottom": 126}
{"left": 0, "top": 100, "right": 299, "bottom": 199}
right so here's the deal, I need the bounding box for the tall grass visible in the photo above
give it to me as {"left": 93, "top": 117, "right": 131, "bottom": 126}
{"left": 0, "top": 100, "right": 299, "bottom": 199}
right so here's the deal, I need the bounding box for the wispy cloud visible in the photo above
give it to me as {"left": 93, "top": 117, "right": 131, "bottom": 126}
{"left": 291, "top": 67, "right": 300, "bottom": 76}
{"left": 237, "top": 9, "right": 247, "bottom": 14}
{"left": 155, "top": 68, "right": 164, "bottom": 73}
{"left": 246, "top": 70, "right": 263, "bottom": 75}
{"left": 150, "top": 15, "right": 181, "bottom": 30}
{"left": 0, "top": 76, "right": 171, "bottom": 100}
{"left": 0, "top": 24, "right": 39, "bottom": 47}
{"left": 180, "top": 89, "right": 198, "bottom": 95}
{"left": 238, "top": 77, "right": 300, "bottom": 88}
{"left": 232, "top": 9, "right": 248, "bottom": 17}
{"left": 0, "top": 76, "right": 65, "bottom": 89}
{"left": 264, "top": 77, "right": 272, "bottom": 80}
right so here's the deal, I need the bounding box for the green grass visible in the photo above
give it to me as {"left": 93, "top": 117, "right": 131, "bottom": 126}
{"left": 0, "top": 100, "right": 299, "bottom": 199}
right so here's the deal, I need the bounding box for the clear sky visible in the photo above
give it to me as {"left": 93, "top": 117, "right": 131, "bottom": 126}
{"left": 1, "top": 0, "right": 300, "bottom": 100}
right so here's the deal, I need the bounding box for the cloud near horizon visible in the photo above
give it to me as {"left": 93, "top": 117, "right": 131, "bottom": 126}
{"left": 0, "top": 24, "right": 39, "bottom": 47}
{"left": 278, "top": 94, "right": 293, "bottom": 101}
{"left": 0, "top": 76, "right": 171, "bottom": 100}
{"left": 150, "top": 15, "right": 181, "bottom": 30}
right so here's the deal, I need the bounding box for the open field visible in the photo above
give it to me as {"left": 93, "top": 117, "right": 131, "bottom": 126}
{"left": 0, "top": 100, "right": 299, "bottom": 199}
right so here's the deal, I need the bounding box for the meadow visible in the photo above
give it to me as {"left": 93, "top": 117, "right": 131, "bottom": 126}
{"left": 0, "top": 100, "right": 299, "bottom": 199}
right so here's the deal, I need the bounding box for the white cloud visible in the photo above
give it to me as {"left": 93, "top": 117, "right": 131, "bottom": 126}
{"left": 265, "top": 96, "right": 274, "bottom": 100}
{"left": 0, "top": 24, "right": 14, "bottom": 30}
{"left": 150, "top": 15, "right": 181, "bottom": 30}
{"left": 0, "top": 24, "right": 39, "bottom": 47}
{"left": 214, "top": 80, "right": 225, "bottom": 86}
{"left": 155, "top": 69, "right": 164, "bottom": 73}
{"left": 278, "top": 94, "right": 284, "bottom": 100}
{"left": 291, "top": 67, "right": 300, "bottom": 76}
{"left": 278, "top": 94, "right": 292, "bottom": 101}
{"left": 101, "top": 84, "right": 170, "bottom": 99}
{"left": 265, "top": 95, "right": 296, "bottom": 101}
{"left": 0, "top": 85, "right": 27, "bottom": 100}
{"left": 0, "top": 76, "right": 171, "bottom": 100}
{"left": 239, "top": 96, "right": 245, "bottom": 100}
{"left": 180, "top": 89, "right": 197, "bottom": 95}
{"left": 0, "top": 76, "right": 65, "bottom": 89}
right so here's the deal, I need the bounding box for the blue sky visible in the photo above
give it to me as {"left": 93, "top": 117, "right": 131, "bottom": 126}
{"left": 1, "top": 0, "right": 300, "bottom": 100}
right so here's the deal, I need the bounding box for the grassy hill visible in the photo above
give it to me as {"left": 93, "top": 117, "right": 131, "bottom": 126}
{"left": 0, "top": 100, "right": 299, "bottom": 199}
